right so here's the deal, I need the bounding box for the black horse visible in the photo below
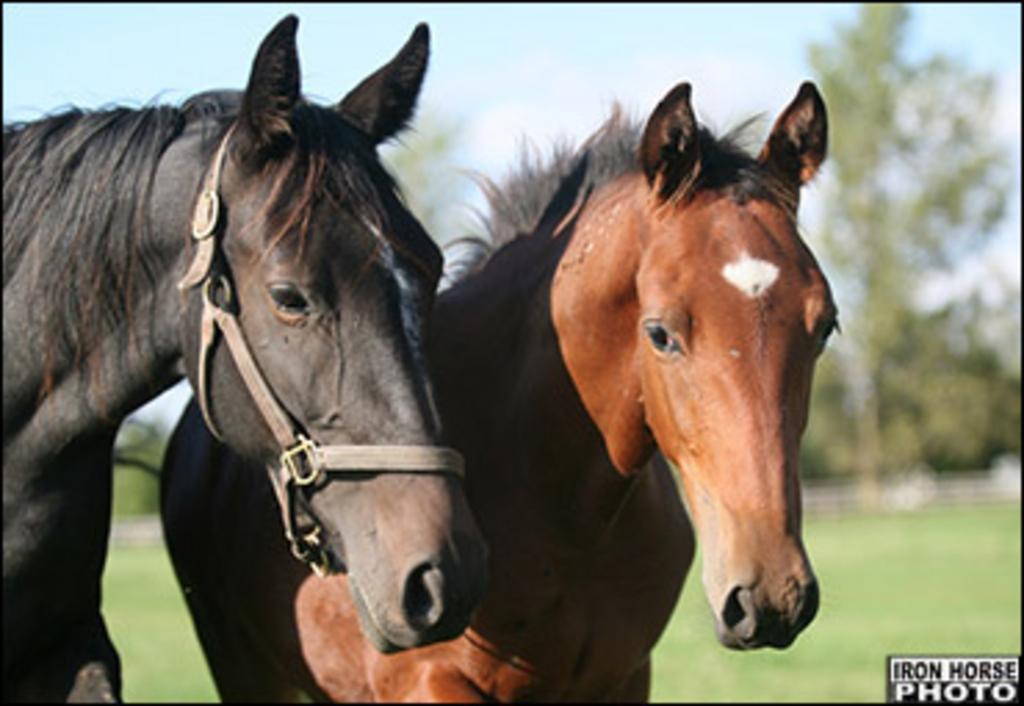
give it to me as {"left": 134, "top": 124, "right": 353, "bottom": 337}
{"left": 3, "top": 16, "right": 486, "bottom": 701}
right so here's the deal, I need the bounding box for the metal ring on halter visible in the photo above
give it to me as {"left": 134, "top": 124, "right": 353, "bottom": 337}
{"left": 288, "top": 525, "right": 331, "bottom": 577}
{"left": 191, "top": 188, "right": 221, "bottom": 240}
{"left": 307, "top": 543, "right": 332, "bottom": 578}
{"left": 202, "top": 274, "right": 233, "bottom": 309}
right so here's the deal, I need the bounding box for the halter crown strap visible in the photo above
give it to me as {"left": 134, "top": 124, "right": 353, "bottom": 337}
{"left": 179, "top": 125, "right": 235, "bottom": 291}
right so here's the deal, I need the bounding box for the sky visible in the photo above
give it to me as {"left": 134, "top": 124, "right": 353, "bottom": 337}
{"left": 4, "top": 3, "right": 1021, "bottom": 427}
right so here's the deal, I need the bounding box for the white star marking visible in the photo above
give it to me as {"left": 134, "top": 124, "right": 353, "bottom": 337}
{"left": 722, "top": 252, "right": 779, "bottom": 298}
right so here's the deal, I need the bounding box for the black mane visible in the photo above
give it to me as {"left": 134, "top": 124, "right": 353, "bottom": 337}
{"left": 4, "top": 103, "right": 189, "bottom": 385}
{"left": 3, "top": 91, "right": 407, "bottom": 392}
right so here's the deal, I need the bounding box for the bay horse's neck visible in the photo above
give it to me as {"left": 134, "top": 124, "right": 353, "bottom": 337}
{"left": 551, "top": 174, "right": 652, "bottom": 475}
{"left": 431, "top": 174, "right": 648, "bottom": 540}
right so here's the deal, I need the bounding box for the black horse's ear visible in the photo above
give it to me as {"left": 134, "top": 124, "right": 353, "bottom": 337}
{"left": 758, "top": 82, "right": 827, "bottom": 191}
{"left": 640, "top": 82, "right": 701, "bottom": 203}
{"left": 238, "top": 15, "right": 301, "bottom": 157}
{"left": 337, "top": 23, "right": 429, "bottom": 144}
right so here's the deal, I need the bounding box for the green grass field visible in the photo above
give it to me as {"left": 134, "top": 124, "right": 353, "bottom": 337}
{"left": 103, "top": 503, "right": 1021, "bottom": 702}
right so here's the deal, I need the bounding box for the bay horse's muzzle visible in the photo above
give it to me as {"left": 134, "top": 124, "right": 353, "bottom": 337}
{"left": 716, "top": 578, "right": 820, "bottom": 650}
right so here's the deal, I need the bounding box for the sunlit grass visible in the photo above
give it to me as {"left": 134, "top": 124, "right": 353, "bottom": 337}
{"left": 102, "top": 503, "right": 1021, "bottom": 702}
{"left": 650, "top": 504, "right": 1021, "bottom": 702}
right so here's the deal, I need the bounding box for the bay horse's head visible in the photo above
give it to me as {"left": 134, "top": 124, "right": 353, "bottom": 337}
{"left": 555, "top": 82, "right": 835, "bottom": 650}
{"left": 635, "top": 83, "right": 835, "bottom": 649}
{"left": 168, "top": 17, "right": 486, "bottom": 652}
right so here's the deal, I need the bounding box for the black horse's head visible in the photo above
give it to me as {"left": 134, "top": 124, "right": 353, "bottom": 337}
{"left": 162, "top": 17, "right": 486, "bottom": 652}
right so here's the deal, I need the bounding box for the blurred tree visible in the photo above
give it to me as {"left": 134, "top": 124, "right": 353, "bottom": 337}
{"left": 381, "top": 109, "right": 474, "bottom": 245}
{"left": 804, "top": 295, "right": 1021, "bottom": 480}
{"left": 803, "top": 4, "right": 1016, "bottom": 500}
{"left": 880, "top": 295, "right": 1021, "bottom": 472}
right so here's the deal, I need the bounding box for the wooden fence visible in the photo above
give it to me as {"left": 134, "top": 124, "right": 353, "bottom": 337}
{"left": 110, "top": 457, "right": 1021, "bottom": 546}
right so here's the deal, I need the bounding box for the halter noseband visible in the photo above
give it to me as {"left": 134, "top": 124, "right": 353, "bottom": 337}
{"left": 178, "top": 125, "right": 465, "bottom": 576}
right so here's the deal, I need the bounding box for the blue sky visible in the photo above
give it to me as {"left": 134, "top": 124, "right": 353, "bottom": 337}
{"left": 4, "top": 4, "right": 1019, "bottom": 173}
{"left": 4, "top": 3, "right": 1020, "bottom": 426}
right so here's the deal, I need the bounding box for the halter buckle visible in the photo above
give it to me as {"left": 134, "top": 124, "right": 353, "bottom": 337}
{"left": 282, "top": 435, "right": 321, "bottom": 486}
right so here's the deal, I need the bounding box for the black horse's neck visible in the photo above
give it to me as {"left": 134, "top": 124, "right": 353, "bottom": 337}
{"left": 2, "top": 107, "right": 225, "bottom": 446}
{"left": 2, "top": 106, "right": 223, "bottom": 706}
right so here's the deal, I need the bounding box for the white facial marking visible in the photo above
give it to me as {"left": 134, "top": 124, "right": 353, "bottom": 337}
{"left": 368, "top": 226, "right": 446, "bottom": 432}
{"left": 362, "top": 217, "right": 424, "bottom": 357}
{"left": 722, "top": 252, "right": 779, "bottom": 298}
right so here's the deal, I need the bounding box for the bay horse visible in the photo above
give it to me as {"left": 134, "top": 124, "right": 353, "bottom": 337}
{"left": 3, "top": 16, "right": 486, "bottom": 701}
{"left": 160, "top": 81, "right": 837, "bottom": 700}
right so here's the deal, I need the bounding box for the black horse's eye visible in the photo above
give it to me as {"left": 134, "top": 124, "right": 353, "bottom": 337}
{"left": 268, "top": 283, "right": 311, "bottom": 317}
{"left": 644, "top": 320, "right": 682, "bottom": 356}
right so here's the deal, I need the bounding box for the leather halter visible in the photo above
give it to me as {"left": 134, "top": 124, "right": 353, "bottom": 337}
{"left": 178, "top": 125, "right": 465, "bottom": 576}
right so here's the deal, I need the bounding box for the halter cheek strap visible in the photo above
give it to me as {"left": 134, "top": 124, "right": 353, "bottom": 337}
{"left": 178, "top": 125, "right": 465, "bottom": 577}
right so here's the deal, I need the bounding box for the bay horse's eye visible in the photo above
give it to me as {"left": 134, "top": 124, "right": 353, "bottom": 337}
{"left": 643, "top": 320, "right": 682, "bottom": 356}
{"left": 816, "top": 317, "right": 840, "bottom": 354}
{"left": 268, "top": 282, "right": 311, "bottom": 317}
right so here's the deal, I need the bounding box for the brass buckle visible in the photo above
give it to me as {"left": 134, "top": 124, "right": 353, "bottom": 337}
{"left": 282, "top": 436, "right": 320, "bottom": 486}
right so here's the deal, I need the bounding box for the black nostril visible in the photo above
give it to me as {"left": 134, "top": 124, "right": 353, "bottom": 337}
{"left": 720, "top": 585, "right": 759, "bottom": 646}
{"left": 722, "top": 585, "right": 748, "bottom": 631}
{"left": 403, "top": 563, "right": 444, "bottom": 631}
{"left": 720, "top": 580, "right": 817, "bottom": 650}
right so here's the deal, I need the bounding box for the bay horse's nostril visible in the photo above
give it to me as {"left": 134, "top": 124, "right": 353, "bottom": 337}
{"left": 796, "top": 579, "right": 820, "bottom": 632}
{"left": 720, "top": 579, "right": 819, "bottom": 649}
{"left": 721, "top": 585, "right": 757, "bottom": 643}
{"left": 403, "top": 563, "right": 445, "bottom": 631}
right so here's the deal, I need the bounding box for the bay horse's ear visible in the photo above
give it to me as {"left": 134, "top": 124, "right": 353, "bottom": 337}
{"left": 238, "top": 15, "right": 301, "bottom": 157}
{"left": 337, "top": 23, "right": 430, "bottom": 145}
{"left": 758, "top": 82, "right": 827, "bottom": 189}
{"left": 640, "top": 82, "right": 701, "bottom": 203}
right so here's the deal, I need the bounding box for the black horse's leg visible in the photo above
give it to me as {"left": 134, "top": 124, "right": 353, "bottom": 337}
{"left": 3, "top": 431, "right": 121, "bottom": 701}
{"left": 11, "top": 612, "right": 121, "bottom": 702}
